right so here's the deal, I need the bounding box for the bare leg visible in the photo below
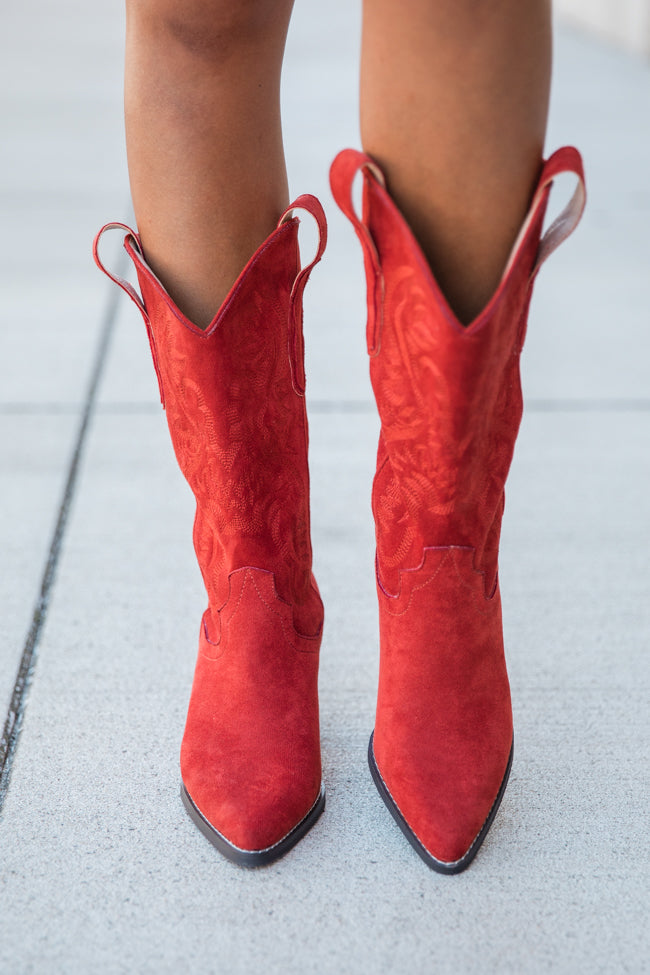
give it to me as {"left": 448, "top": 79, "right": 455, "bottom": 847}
{"left": 360, "top": 0, "right": 551, "bottom": 324}
{"left": 125, "top": 0, "right": 294, "bottom": 328}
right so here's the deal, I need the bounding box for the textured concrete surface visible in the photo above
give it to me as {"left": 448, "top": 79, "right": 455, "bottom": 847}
{"left": 1, "top": 1, "right": 649, "bottom": 973}
{"left": 0, "top": 415, "right": 77, "bottom": 719}
{"left": 0, "top": 0, "right": 126, "bottom": 726}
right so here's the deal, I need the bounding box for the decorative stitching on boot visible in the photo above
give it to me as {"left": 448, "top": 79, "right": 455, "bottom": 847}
{"left": 200, "top": 567, "right": 321, "bottom": 659}
{"left": 249, "top": 570, "right": 322, "bottom": 653}
{"left": 379, "top": 550, "right": 450, "bottom": 617}
{"left": 379, "top": 546, "right": 498, "bottom": 617}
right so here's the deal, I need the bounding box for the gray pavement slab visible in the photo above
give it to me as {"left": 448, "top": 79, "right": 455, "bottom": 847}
{"left": 0, "top": 0, "right": 128, "bottom": 739}
{"left": 1, "top": 0, "right": 649, "bottom": 973}
{"left": 0, "top": 0, "right": 127, "bottom": 404}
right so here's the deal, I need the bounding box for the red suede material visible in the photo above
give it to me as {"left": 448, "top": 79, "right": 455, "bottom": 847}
{"left": 330, "top": 147, "right": 584, "bottom": 864}
{"left": 99, "top": 212, "right": 325, "bottom": 852}
{"left": 364, "top": 175, "right": 546, "bottom": 597}
{"left": 181, "top": 568, "right": 321, "bottom": 851}
{"left": 126, "top": 221, "right": 323, "bottom": 637}
{"left": 374, "top": 547, "right": 511, "bottom": 863}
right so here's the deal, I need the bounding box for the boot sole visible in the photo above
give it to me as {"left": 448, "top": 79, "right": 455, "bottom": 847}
{"left": 180, "top": 782, "right": 326, "bottom": 867}
{"left": 368, "top": 732, "right": 513, "bottom": 875}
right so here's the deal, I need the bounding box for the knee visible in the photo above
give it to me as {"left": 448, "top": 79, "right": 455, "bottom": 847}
{"left": 128, "top": 0, "right": 286, "bottom": 62}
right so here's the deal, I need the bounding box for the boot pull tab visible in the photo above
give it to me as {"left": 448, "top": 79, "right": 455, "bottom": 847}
{"left": 329, "top": 149, "right": 386, "bottom": 357}
{"left": 529, "top": 147, "right": 586, "bottom": 279}
{"left": 92, "top": 222, "right": 165, "bottom": 407}
{"left": 279, "top": 194, "right": 328, "bottom": 396}
{"left": 93, "top": 222, "right": 148, "bottom": 320}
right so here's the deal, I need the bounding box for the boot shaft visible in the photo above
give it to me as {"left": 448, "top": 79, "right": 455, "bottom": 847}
{"left": 331, "top": 148, "right": 586, "bottom": 594}
{"left": 94, "top": 197, "right": 327, "bottom": 631}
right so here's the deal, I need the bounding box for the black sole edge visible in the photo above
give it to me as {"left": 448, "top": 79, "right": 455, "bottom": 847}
{"left": 180, "top": 782, "right": 326, "bottom": 867}
{"left": 368, "top": 732, "right": 514, "bottom": 875}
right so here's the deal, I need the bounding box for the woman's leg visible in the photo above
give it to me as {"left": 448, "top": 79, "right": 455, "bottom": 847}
{"left": 360, "top": 0, "right": 551, "bottom": 324}
{"left": 125, "top": 0, "right": 295, "bottom": 328}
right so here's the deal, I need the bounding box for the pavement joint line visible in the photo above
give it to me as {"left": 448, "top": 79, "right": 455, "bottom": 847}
{"left": 1, "top": 398, "right": 650, "bottom": 416}
{"left": 0, "top": 252, "right": 125, "bottom": 813}
{"left": 525, "top": 398, "right": 650, "bottom": 412}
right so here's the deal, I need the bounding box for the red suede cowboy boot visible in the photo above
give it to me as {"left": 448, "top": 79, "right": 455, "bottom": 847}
{"left": 93, "top": 196, "right": 327, "bottom": 865}
{"left": 331, "top": 148, "right": 585, "bottom": 873}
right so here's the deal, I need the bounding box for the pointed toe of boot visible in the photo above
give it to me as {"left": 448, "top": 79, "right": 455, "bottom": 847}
{"left": 180, "top": 567, "right": 324, "bottom": 866}
{"left": 369, "top": 731, "right": 513, "bottom": 874}
{"left": 370, "top": 550, "right": 514, "bottom": 873}
{"left": 180, "top": 775, "right": 325, "bottom": 867}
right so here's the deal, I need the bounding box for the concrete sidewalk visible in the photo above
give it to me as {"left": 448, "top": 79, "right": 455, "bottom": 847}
{"left": 1, "top": 2, "right": 649, "bottom": 972}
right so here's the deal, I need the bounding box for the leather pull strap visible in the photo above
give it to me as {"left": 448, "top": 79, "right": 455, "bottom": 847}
{"left": 92, "top": 222, "right": 165, "bottom": 406}
{"left": 509, "top": 146, "right": 586, "bottom": 281}
{"left": 329, "top": 149, "right": 386, "bottom": 356}
{"left": 279, "top": 194, "right": 328, "bottom": 395}
{"left": 330, "top": 146, "right": 586, "bottom": 324}
{"left": 532, "top": 146, "right": 586, "bottom": 276}
{"left": 93, "top": 222, "right": 148, "bottom": 321}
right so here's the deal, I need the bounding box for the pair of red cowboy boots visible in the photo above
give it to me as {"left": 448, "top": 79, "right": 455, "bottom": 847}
{"left": 94, "top": 146, "right": 585, "bottom": 871}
